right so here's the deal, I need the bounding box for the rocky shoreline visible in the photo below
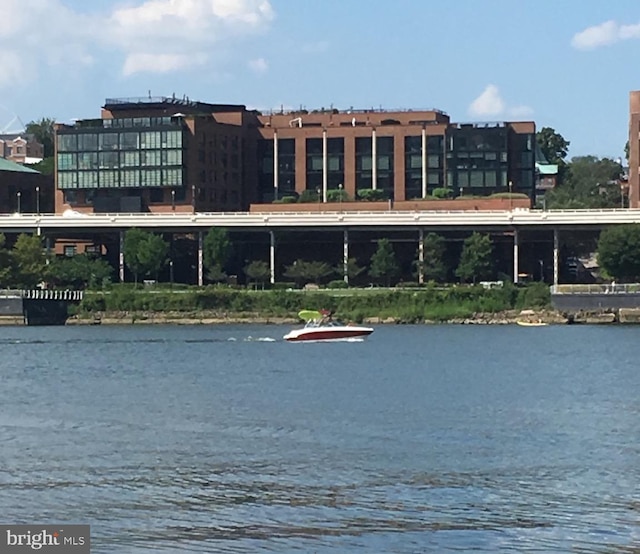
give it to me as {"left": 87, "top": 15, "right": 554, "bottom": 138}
{"left": 63, "top": 308, "right": 640, "bottom": 326}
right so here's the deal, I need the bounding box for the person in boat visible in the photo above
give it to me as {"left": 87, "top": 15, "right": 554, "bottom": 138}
{"left": 319, "top": 309, "right": 333, "bottom": 325}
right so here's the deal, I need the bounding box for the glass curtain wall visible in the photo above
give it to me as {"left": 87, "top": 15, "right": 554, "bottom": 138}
{"left": 57, "top": 123, "right": 184, "bottom": 191}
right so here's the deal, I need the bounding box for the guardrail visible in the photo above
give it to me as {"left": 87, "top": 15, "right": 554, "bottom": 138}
{"left": 551, "top": 284, "right": 640, "bottom": 295}
{"left": 0, "top": 289, "right": 84, "bottom": 301}
{"left": 0, "top": 208, "right": 639, "bottom": 231}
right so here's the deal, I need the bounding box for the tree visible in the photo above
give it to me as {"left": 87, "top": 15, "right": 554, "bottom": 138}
{"left": 344, "top": 257, "right": 366, "bottom": 282}
{"left": 138, "top": 233, "right": 169, "bottom": 281}
{"left": 415, "top": 232, "right": 448, "bottom": 282}
{"left": 11, "top": 234, "right": 47, "bottom": 288}
{"left": 546, "top": 156, "right": 624, "bottom": 209}
{"left": 456, "top": 232, "right": 493, "bottom": 284}
{"left": 46, "top": 254, "right": 113, "bottom": 289}
{"left": 283, "top": 260, "right": 334, "bottom": 287}
{"left": 536, "top": 127, "right": 570, "bottom": 165}
{"left": 369, "top": 238, "right": 399, "bottom": 286}
{"left": 25, "top": 117, "right": 55, "bottom": 158}
{"left": 123, "top": 228, "right": 168, "bottom": 283}
{"left": 244, "top": 260, "right": 271, "bottom": 288}
{"left": 0, "top": 233, "right": 12, "bottom": 286}
{"left": 597, "top": 224, "right": 640, "bottom": 281}
{"left": 203, "top": 228, "right": 231, "bottom": 271}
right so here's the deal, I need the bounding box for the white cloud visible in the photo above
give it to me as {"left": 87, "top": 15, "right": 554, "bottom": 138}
{"left": 0, "top": 0, "right": 275, "bottom": 86}
{"left": 107, "top": 0, "right": 274, "bottom": 76}
{"left": 468, "top": 85, "right": 533, "bottom": 120}
{"left": 572, "top": 20, "right": 640, "bottom": 50}
{"left": 0, "top": 51, "right": 30, "bottom": 88}
{"left": 123, "top": 53, "right": 208, "bottom": 76}
{"left": 248, "top": 57, "right": 268, "bottom": 74}
{"left": 468, "top": 85, "right": 505, "bottom": 117}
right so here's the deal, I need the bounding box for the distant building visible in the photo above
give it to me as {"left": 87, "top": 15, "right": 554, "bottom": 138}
{"left": 255, "top": 111, "right": 536, "bottom": 203}
{"left": 54, "top": 96, "right": 538, "bottom": 213}
{"left": 55, "top": 96, "right": 258, "bottom": 214}
{"left": 0, "top": 133, "right": 44, "bottom": 165}
{"left": 534, "top": 143, "right": 558, "bottom": 205}
{"left": 629, "top": 91, "right": 640, "bottom": 208}
{"left": 0, "top": 157, "right": 54, "bottom": 214}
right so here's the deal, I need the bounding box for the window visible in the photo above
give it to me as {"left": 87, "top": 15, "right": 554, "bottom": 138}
{"left": 120, "top": 151, "right": 140, "bottom": 167}
{"left": 121, "top": 169, "right": 140, "bottom": 187}
{"left": 120, "top": 132, "right": 139, "bottom": 150}
{"left": 100, "top": 170, "right": 119, "bottom": 188}
{"left": 162, "top": 168, "right": 182, "bottom": 187}
{"left": 57, "top": 153, "right": 77, "bottom": 170}
{"left": 162, "top": 130, "right": 182, "bottom": 148}
{"left": 78, "top": 171, "right": 98, "bottom": 188}
{"left": 162, "top": 150, "right": 182, "bottom": 166}
{"left": 141, "top": 170, "right": 162, "bottom": 186}
{"left": 409, "top": 155, "right": 422, "bottom": 169}
{"left": 427, "top": 155, "right": 440, "bottom": 168}
{"left": 78, "top": 152, "right": 98, "bottom": 170}
{"left": 58, "top": 172, "right": 79, "bottom": 189}
{"left": 99, "top": 152, "right": 118, "bottom": 169}
{"left": 140, "top": 131, "right": 161, "bottom": 149}
{"left": 99, "top": 133, "right": 119, "bottom": 151}
{"left": 141, "top": 150, "right": 161, "bottom": 167}
{"left": 57, "top": 135, "right": 77, "bottom": 152}
{"left": 78, "top": 134, "right": 98, "bottom": 151}
{"left": 64, "top": 245, "right": 77, "bottom": 257}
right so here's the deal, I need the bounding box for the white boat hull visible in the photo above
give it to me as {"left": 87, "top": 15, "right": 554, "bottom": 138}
{"left": 283, "top": 325, "right": 373, "bottom": 342}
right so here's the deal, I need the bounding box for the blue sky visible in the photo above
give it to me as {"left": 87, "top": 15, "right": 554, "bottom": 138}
{"left": 1, "top": 0, "right": 639, "bottom": 159}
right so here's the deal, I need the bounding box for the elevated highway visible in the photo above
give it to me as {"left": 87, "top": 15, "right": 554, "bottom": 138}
{"left": 0, "top": 208, "right": 636, "bottom": 287}
{"left": 0, "top": 208, "right": 639, "bottom": 233}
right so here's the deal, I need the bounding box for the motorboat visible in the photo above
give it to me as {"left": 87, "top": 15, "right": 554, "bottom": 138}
{"left": 516, "top": 320, "right": 548, "bottom": 327}
{"left": 283, "top": 310, "right": 374, "bottom": 342}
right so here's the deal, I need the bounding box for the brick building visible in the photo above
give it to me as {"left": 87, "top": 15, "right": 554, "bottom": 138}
{"left": 54, "top": 96, "right": 537, "bottom": 213}
{"left": 0, "top": 133, "right": 44, "bottom": 165}
{"left": 629, "top": 91, "right": 640, "bottom": 208}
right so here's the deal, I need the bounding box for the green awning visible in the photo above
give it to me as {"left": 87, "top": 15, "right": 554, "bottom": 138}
{"left": 0, "top": 157, "right": 40, "bottom": 173}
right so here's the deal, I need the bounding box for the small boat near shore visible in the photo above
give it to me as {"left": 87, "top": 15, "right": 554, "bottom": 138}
{"left": 516, "top": 320, "right": 548, "bottom": 327}
{"left": 283, "top": 310, "right": 374, "bottom": 342}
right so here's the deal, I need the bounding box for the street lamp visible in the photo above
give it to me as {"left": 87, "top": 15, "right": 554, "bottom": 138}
{"left": 191, "top": 184, "right": 196, "bottom": 214}
{"left": 508, "top": 180, "right": 513, "bottom": 211}
{"left": 35, "top": 186, "right": 40, "bottom": 215}
{"left": 338, "top": 183, "right": 343, "bottom": 209}
{"left": 16, "top": 191, "right": 21, "bottom": 214}
{"left": 171, "top": 189, "right": 175, "bottom": 211}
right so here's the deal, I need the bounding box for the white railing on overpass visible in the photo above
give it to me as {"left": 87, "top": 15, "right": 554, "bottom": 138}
{"left": 551, "top": 284, "right": 640, "bottom": 295}
{"left": 0, "top": 208, "right": 640, "bottom": 232}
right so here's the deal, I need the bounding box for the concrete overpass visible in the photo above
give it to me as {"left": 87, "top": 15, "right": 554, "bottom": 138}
{"left": 1, "top": 208, "right": 637, "bottom": 286}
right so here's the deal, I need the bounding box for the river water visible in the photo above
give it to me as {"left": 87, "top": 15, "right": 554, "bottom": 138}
{"left": 1, "top": 324, "right": 639, "bottom": 553}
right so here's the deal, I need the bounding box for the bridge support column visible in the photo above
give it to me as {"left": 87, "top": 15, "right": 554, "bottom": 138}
{"left": 269, "top": 231, "right": 276, "bottom": 285}
{"left": 119, "top": 231, "right": 125, "bottom": 282}
{"left": 343, "top": 229, "right": 349, "bottom": 284}
{"left": 553, "top": 229, "right": 559, "bottom": 286}
{"left": 197, "top": 231, "right": 204, "bottom": 287}
{"left": 513, "top": 229, "right": 519, "bottom": 284}
{"left": 418, "top": 229, "right": 425, "bottom": 284}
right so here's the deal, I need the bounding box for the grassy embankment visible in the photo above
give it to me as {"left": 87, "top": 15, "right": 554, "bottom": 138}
{"left": 70, "top": 282, "right": 552, "bottom": 324}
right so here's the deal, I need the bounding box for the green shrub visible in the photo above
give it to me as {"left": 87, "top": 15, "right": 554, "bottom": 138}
{"left": 327, "top": 280, "right": 348, "bottom": 289}
{"left": 357, "top": 189, "right": 388, "bottom": 201}
{"left": 431, "top": 187, "right": 452, "bottom": 199}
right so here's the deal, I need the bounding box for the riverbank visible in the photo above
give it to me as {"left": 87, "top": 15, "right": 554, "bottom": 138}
{"left": 64, "top": 307, "right": 640, "bottom": 326}
{"left": 65, "top": 308, "right": 566, "bottom": 326}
